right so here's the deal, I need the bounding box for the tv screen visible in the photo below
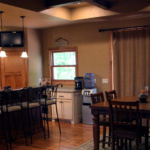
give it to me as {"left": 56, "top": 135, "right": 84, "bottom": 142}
{"left": 0, "top": 31, "right": 24, "bottom": 47}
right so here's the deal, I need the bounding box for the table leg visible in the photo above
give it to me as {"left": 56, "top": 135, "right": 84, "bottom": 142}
{"left": 93, "top": 113, "right": 100, "bottom": 150}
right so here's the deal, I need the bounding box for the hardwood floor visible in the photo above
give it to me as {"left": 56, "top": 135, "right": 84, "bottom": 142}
{"left": 1, "top": 121, "right": 103, "bottom": 150}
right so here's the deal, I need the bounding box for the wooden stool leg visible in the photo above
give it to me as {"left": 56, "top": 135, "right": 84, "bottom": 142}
{"left": 116, "top": 138, "right": 119, "bottom": 149}
{"left": 102, "top": 125, "right": 106, "bottom": 148}
{"left": 120, "top": 138, "right": 123, "bottom": 149}
{"left": 125, "top": 139, "right": 127, "bottom": 150}
{"left": 129, "top": 139, "right": 132, "bottom": 150}
{"left": 136, "top": 137, "right": 139, "bottom": 150}
{"left": 112, "top": 135, "right": 115, "bottom": 150}
{"left": 139, "top": 119, "right": 142, "bottom": 143}
{"left": 147, "top": 119, "right": 149, "bottom": 127}
{"left": 108, "top": 127, "right": 111, "bottom": 146}
{"left": 46, "top": 112, "right": 50, "bottom": 138}
{"left": 93, "top": 115, "right": 100, "bottom": 150}
{"left": 145, "top": 132, "right": 148, "bottom": 150}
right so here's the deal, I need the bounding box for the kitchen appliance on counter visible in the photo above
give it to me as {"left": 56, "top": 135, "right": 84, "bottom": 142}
{"left": 82, "top": 88, "right": 97, "bottom": 124}
{"left": 75, "top": 77, "right": 83, "bottom": 90}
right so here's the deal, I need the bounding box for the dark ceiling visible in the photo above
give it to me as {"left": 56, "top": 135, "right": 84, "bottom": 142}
{"left": 0, "top": 0, "right": 116, "bottom": 11}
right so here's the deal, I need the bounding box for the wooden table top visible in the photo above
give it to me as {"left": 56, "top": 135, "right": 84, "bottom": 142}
{"left": 90, "top": 96, "right": 150, "bottom": 112}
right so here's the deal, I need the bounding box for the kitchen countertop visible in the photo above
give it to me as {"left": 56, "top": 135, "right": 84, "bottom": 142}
{"left": 57, "top": 87, "right": 82, "bottom": 93}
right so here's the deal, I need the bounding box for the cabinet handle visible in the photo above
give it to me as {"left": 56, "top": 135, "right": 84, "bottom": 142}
{"left": 59, "top": 101, "right": 63, "bottom": 103}
{"left": 59, "top": 96, "right": 64, "bottom": 97}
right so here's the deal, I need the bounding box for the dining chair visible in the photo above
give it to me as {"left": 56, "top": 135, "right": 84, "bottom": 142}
{"left": 91, "top": 92, "right": 111, "bottom": 148}
{"left": 22, "top": 87, "right": 46, "bottom": 144}
{"left": 105, "top": 90, "right": 117, "bottom": 101}
{"left": 40, "top": 84, "right": 63, "bottom": 138}
{"left": 109, "top": 100, "right": 148, "bottom": 150}
{"left": 105, "top": 89, "right": 143, "bottom": 143}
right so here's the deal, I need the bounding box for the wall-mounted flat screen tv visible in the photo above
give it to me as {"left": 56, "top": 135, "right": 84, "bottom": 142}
{"left": 0, "top": 31, "right": 24, "bottom": 47}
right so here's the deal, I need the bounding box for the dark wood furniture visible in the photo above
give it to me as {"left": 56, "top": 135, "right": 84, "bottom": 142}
{"left": 109, "top": 100, "right": 148, "bottom": 150}
{"left": 90, "top": 96, "right": 150, "bottom": 150}
{"left": 91, "top": 92, "right": 110, "bottom": 148}
{"left": 105, "top": 90, "right": 117, "bottom": 101}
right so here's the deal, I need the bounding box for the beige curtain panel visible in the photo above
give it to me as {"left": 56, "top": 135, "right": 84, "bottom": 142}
{"left": 112, "top": 28, "right": 150, "bottom": 97}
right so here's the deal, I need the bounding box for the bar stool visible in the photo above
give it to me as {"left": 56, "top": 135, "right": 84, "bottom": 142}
{"left": 22, "top": 87, "right": 46, "bottom": 144}
{"left": 40, "top": 84, "right": 63, "bottom": 138}
{"left": 2, "top": 88, "right": 27, "bottom": 150}
{"left": 11, "top": 89, "right": 28, "bottom": 145}
{"left": 0, "top": 90, "right": 9, "bottom": 150}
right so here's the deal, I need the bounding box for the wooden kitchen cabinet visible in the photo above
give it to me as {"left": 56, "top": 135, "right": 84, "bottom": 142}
{"left": 52, "top": 90, "right": 82, "bottom": 124}
{"left": 53, "top": 99, "right": 72, "bottom": 120}
{"left": 0, "top": 50, "right": 28, "bottom": 89}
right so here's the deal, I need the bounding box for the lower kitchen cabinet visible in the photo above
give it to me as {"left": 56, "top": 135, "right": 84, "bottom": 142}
{"left": 52, "top": 90, "right": 82, "bottom": 124}
{"left": 53, "top": 99, "right": 72, "bottom": 120}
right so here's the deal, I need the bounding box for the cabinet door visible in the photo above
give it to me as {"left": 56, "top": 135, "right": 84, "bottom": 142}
{"left": 1, "top": 50, "right": 28, "bottom": 89}
{"left": 61, "top": 100, "right": 72, "bottom": 120}
{"left": 52, "top": 99, "right": 62, "bottom": 119}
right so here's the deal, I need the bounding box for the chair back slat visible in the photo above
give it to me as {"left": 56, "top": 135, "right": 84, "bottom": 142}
{"left": 109, "top": 101, "right": 140, "bottom": 131}
{"left": 91, "top": 92, "right": 104, "bottom": 104}
{"left": 105, "top": 90, "right": 117, "bottom": 101}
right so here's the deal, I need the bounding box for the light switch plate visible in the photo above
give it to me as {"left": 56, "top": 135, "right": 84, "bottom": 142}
{"left": 102, "top": 78, "right": 108, "bottom": 83}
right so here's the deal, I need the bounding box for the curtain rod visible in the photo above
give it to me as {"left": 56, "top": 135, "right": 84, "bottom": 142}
{"left": 99, "top": 25, "right": 150, "bottom": 32}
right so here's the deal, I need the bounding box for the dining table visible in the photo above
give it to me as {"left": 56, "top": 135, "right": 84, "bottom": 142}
{"left": 89, "top": 96, "right": 150, "bottom": 150}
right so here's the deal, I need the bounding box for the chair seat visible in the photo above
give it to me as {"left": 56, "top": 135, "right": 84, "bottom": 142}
{"left": 2, "top": 105, "right": 21, "bottom": 112}
{"left": 114, "top": 124, "right": 149, "bottom": 138}
{"left": 22, "top": 102, "right": 40, "bottom": 108}
{"left": 40, "top": 99, "right": 56, "bottom": 105}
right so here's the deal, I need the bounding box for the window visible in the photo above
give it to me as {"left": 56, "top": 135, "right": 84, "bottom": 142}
{"left": 49, "top": 47, "right": 78, "bottom": 85}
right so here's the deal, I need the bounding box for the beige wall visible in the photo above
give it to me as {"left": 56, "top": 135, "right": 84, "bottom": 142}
{"left": 41, "top": 22, "right": 110, "bottom": 93}
{"left": 41, "top": 17, "right": 150, "bottom": 93}
{"left": 27, "top": 28, "right": 42, "bottom": 86}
